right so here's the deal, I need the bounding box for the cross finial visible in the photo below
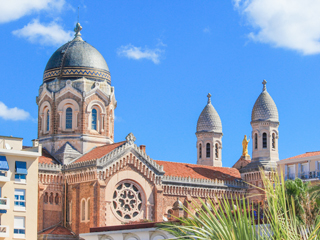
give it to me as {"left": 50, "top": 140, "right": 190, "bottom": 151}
{"left": 262, "top": 79, "right": 267, "bottom": 91}
{"left": 74, "top": 22, "right": 82, "bottom": 37}
{"left": 207, "top": 93, "right": 211, "bottom": 104}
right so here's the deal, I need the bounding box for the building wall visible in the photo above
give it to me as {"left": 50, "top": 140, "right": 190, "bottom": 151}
{"left": 278, "top": 155, "right": 320, "bottom": 183}
{"left": 0, "top": 141, "right": 40, "bottom": 240}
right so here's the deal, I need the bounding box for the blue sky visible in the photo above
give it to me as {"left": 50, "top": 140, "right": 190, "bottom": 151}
{"left": 1, "top": 0, "right": 320, "bottom": 167}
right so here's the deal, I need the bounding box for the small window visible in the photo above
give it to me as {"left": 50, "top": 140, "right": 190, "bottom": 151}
{"left": 87, "top": 199, "right": 90, "bottom": 221}
{"left": 81, "top": 200, "right": 86, "bottom": 221}
{"left": 254, "top": 133, "right": 258, "bottom": 149}
{"left": 199, "top": 144, "right": 202, "bottom": 159}
{"left": 14, "top": 189, "right": 26, "bottom": 210}
{"left": 44, "top": 192, "right": 48, "bottom": 203}
{"left": 206, "top": 143, "right": 210, "bottom": 158}
{"left": 215, "top": 143, "right": 219, "bottom": 158}
{"left": 46, "top": 110, "right": 50, "bottom": 132}
{"left": 272, "top": 133, "right": 276, "bottom": 149}
{"left": 92, "top": 109, "right": 97, "bottom": 130}
{"left": 14, "top": 216, "right": 25, "bottom": 237}
{"left": 15, "top": 161, "right": 27, "bottom": 183}
{"left": 55, "top": 193, "right": 60, "bottom": 205}
{"left": 49, "top": 193, "right": 54, "bottom": 204}
{"left": 262, "top": 133, "right": 267, "bottom": 149}
{"left": 68, "top": 202, "right": 72, "bottom": 223}
{"left": 66, "top": 107, "right": 72, "bottom": 129}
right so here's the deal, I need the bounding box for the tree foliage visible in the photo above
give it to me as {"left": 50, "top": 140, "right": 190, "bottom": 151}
{"left": 159, "top": 171, "right": 320, "bottom": 240}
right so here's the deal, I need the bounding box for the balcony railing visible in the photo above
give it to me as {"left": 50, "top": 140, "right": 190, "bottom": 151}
{"left": 0, "top": 198, "right": 9, "bottom": 210}
{"left": 285, "top": 171, "right": 320, "bottom": 181}
{"left": 0, "top": 226, "right": 9, "bottom": 238}
{"left": 0, "top": 171, "right": 9, "bottom": 182}
{"left": 299, "top": 171, "right": 320, "bottom": 180}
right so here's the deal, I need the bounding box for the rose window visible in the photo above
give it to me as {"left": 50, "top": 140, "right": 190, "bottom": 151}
{"left": 112, "top": 182, "right": 143, "bottom": 221}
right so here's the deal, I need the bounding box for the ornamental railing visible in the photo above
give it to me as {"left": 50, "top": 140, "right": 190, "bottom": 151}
{"left": 285, "top": 171, "right": 320, "bottom": 180}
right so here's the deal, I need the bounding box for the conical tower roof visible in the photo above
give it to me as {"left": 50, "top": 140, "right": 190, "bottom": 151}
{"left": 196, "top": 93, "right": 222, "bottom": 133}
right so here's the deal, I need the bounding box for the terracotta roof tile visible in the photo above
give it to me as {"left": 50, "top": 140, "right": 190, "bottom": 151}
{"left": 282, "top": 151, "right": 320, "bottom": 161}
{"left": 40, "top": 226, "right": 74, "bottom": 235}
{"left": 154, "top": 160, "right": 241, "bottom": 181}
{"left": 74, "top": 141, "right": 126, "bottom": 163}
{"left": 39, "top": 148, "right": 60, "bottom": 165}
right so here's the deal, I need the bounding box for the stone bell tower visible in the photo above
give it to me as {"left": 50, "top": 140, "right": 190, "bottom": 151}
{"left": 240, "top": 80, "right": 279, "bottom": 202}
{"left": 196, "top": 93, "right": 223, "bottom": 167}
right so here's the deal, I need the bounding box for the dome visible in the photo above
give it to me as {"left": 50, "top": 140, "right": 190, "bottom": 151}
{"left": 173, "top": 198, "right": 184, "bottom": 210}
{"left": 251, "top": 80, "right": 279, "bottom": 122}
{"left": 43, "top": 23, "right": 111, "bottom": 84}
{"left": 196, "top": 93, "right": 222, "bottom": 133}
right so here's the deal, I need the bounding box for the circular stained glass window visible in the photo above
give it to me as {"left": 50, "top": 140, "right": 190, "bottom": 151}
{"left": 112, "top": 181, "right": 143, "bottom": 221}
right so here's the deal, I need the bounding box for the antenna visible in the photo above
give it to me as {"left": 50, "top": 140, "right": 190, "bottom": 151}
{"left": 77, "top": 6, "right": 79, "bottom": 23}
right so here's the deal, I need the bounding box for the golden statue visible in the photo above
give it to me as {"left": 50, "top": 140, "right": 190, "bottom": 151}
{"left": 242, "top": 135, "right": 250, "bottom": 157}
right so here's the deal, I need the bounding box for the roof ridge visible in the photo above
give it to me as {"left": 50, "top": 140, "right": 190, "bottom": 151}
{"left": 154, "top": 159, "right": 233, "bottom": 169}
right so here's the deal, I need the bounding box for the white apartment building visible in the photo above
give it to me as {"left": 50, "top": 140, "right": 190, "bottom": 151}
{"left": 0, "top": 136, "right": 41, "bottom": 239}
{"left": 278, "top": 151, "right": 320, "bottom": 183}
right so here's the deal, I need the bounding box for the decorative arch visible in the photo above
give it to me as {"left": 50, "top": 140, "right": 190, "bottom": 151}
{"left": 86, "top": 99, "right": 106, "bottom": 133}
{"left": 81, "top": 198, "right": 87, "bottom": 222}
{"left": 57, "top": 99, "right": 80, "bottom": 131}
{"left": 39, "top": 101, "right": 52, "bottom": 134}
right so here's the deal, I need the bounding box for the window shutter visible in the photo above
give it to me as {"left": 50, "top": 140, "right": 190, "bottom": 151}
{"left": 14, "top": 189, "right": 25, "bottom": 196}
{"left": 15, "top": 162, "right": 28, "bottom": 174}
{"left": 14, "top": 216, "right": 25, "bottom": 228}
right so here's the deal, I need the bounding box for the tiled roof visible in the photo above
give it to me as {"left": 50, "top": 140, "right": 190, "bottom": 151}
{"left": 73, "top": 141, "right": 126, "bottom": 163}
{"left": 282, "top": 151, "right": 320, "bottom": 161}
{"left": 154, "top": 160, "right": 241, "bottom": 181}
{"left": 39, "top": 148, "right": 60, "bottom": 165}
{"left": 40, "top": 225, "right": 74, "bottom": 235}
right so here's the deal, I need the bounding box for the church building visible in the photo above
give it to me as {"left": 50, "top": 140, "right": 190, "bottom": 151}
{"left": 36, "top": 23, "right": 279, "bottom": 237}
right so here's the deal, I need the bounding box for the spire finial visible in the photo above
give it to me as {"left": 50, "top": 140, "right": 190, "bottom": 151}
{"left": 74, "top": 22, "right": 82, "bottom": 37}
{"left": 207, "top": 93, "right": 212, "bottom": 104}
{"left": 262, "top": 79, "right": 267, "bottom": 91}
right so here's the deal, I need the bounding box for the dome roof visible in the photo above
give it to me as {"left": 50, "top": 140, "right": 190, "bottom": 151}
{"left": 196, "top": 93, "right": 222, "bottom": 133}
{"left": 173, "top": 198, "right": 184, "bottom": 210}
{"left": 43, "top": 23, "right": 111, "bottom": 84}
{"left": 251, "top": 80, "right": 279, "bottom": 122}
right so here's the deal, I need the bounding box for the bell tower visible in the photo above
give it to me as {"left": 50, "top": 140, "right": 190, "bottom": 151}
{"left": 240, "top": 80, "right": 279, "bottom": 202}
{"left": 196, "top": 93, "right": 223, "bottom": 167}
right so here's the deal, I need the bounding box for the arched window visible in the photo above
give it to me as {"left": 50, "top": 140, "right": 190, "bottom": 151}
{"left": 81, "top": 200, "right": 86, "bottom": 221}
{"left": 46, "top": 110, "right": 50, "bottom": 132}
{"left": 254, "top": 133, "right": 258, "bottom": 149}
{"left": 262, "top": 133, "right": 267, "bottom": 149}
{"left": 55, "top": 193, "right": 59, "bottom": 205}
{"left": 215, "top": 143, "right": 219, "bottom": 158}
{"left": 49, "top": 192, "right": 54, "bottom": 204}
{"left": 92, "top": 109, "right": 97, "bottom": 130}
{"left": 44, "top": 192, "right": 48, "bottom": 203}
{"left": 206, "top": 143, "right": 210, "bottom": 158}
{"left": 199, "top": 144, "right": 202, "bottom": 159}
{"left": 68, "top": 202, "right": 72, "bottom": 223}
{"left": 167, "top": 209, "right": 173, "bottom": 219}
{"left": 87, "top": 199, "right": 90, "bottom": 221}
{"left": 272, "top": 133, "right": 276, "bottom": 149}
{"left": 66, "top": 107, "right": 72, "bottom": 129}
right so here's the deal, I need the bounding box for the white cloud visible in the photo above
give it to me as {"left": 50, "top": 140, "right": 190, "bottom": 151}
{"left": 12, "top": 19, "right": 74, "bottom": 46}
{"left": 117, "top": 44, "right": 163, "bottom": 64}
{"left": 0, "top": 102, "right": 30, "bottom": 121}
{"left": 0, "top": 0, "right": 65, "bottom": 23}
{"left": 235, "top": 0, "right": 320, "bottom": 55}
